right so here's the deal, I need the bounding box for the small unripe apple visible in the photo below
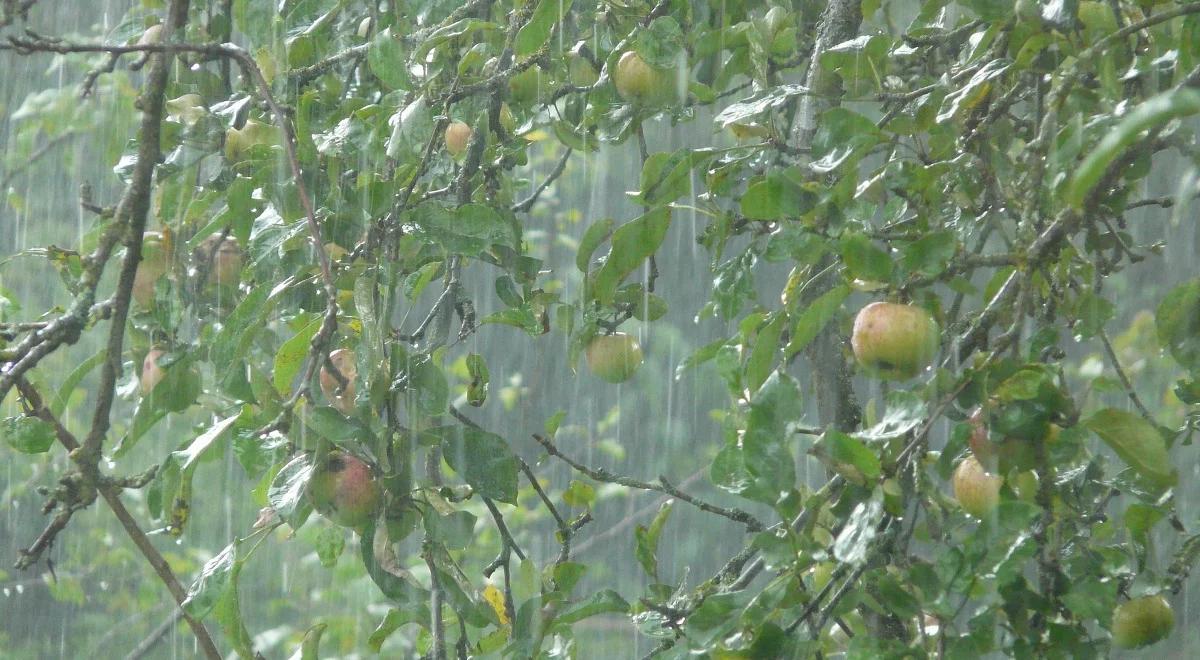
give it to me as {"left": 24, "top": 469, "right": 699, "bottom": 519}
{"left": 444, "top": 121, "right": 472, "bottom": 158}
{"left": 613, "top": 51, "right": 678, "bottom": 106}
{"left": 1112, "top": 594, "right": 1174, "bottom": 649}
{"left": 197, "top": 234, "right": 242, "bottom": 286}
{"left": 308, "top": 451, "right": 381, "bottom": 529}
{"left": 585, "top": 333, "right": 643, "bottom": 383}
{"left": 851, "top": 302, "right": 938, "bottom": 380}
{"left": 132, "top": 232, "right": 168, "bottom": 307}
{"left": 141, "top": 348, "right": 167, "bottom": 395}
{"left": 509, "top": 66, "right": 548, "bottom": 105}
{"left": 567, "top": 42, "right": 599, "bottom": 87}
{"left": 952, "top": 455, "right": 1001, "bottom": 518}
{"left": 614, "top": 51, "right": 656, "bottom": 103}
{"left": 319, "top": 348, "right": 357, "bottom": 414}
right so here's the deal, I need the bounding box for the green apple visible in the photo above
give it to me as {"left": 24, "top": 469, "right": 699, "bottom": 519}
{"left": 319, "top": 348, "right": 357, "bottom": 414}
{"left": 141, "top": 348, "right": 167, "bottom": 395}
{"left": 1112, "top": 594, "right": 1174, "bottom": 649}
{"left": 509, "top": 65, "right": 549, "bottom": 105}
{"left": 614, "top": 51, "right": 660, "bottom": 104}
{"left": 444, "top": 120, "right": 472, "bottom": 158}
{"left": 132, "top": 232, "right": 168, "bottom": 307}
{"left": 585, "top": 333, "right": 643, "bottom": 383}
{"left": 613, "top": 51, "right": 680, "bottom": 106}
{"left": 952, "top": 455, "right": 1001, "bottom": 518}
{"left": 850, "top": 302, "right": 938, "bottom": 380}
{"left": 309, "top": 451, "right": 381, "bottom": 529}
{"left": 567, "top": 41, "right": 599, "bottom": 87}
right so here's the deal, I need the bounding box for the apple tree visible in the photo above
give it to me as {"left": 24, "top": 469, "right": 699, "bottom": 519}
{"left": 3, "top": 0, "right": 1200, "bottom": 657}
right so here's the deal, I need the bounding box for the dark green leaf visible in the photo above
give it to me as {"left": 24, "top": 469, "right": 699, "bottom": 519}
{"left": 441, "top": 426, "right": 519, "bottom": 503}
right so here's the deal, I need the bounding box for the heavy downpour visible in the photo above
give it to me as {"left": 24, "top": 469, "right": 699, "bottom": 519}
{"left": 3, "top": 1, "right": 1200, "bottom": 658}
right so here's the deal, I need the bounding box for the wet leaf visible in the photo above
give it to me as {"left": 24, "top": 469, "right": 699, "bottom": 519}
{"left": 1085, "top": 409, "right": 1176, "bottom": 491}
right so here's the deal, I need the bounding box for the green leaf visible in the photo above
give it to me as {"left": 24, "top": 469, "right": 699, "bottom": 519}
{"left": 405, "top": 354, "right": 449, "bottom": 415}
{"left": 785, "top": 284, "right": 849, "bottom": 357}
{"left": 635, "top": 17, "right": 684, "bottom": 69}
{"left": 367, "top": 29, "right": 410, "bottom": 90}
{"left": 812, "top": 429, "right": 882, "bottom": 486}
{"left": 415, "top": 19, "right": 501, "bottom": 60}
{"left": 514, "top": 0, "right": 574, "bottom": 58}
{"left": 409, "top": 202, "right": 516, "bottom": 255}
{"left": 267, "top": 453, "right": 314, "bottom": 529}
{"left": 635, "top": 500, "right": 673, "bottom": 580}
{"left": 713, "top": 372, "right": 800, "bottom": 503}
{"left": 833, "top": 493, "right": 884, "bottom": 565}
{"left": 562, "top": 479, "right": 595, "bottom": 508}
{"left": 900, "top": 230, "right": 956, "bottom": 276}
{"left": 1157, "top": 278, "right": 1200, "bottom": 371}
{"left": 211, "top": 283, "right": 277, "bottom": 381}
{"left": 312, "top": 527, "right": 345, "bottom": 569}
{"left": 1084, "top": 408, "right": 1177, "bottom": 490}
{"left": 592, "top": 207, "right": 671, "bottom": 305}
{"left": 51, "top": 350, "right": 105, "bottom": 417}
{"left": 466, "top": 353, "right": 489, "bottom": 407}
{"left": 1073, "top": 291, "right": 1113, "bottom": 340}
{"left": 2, "top": 416, "right": 55, "bottom": 454}
{"left": 555, "top": 589, "right": 629, "bottom": 625}
{"left": 811, "top": 108, "right": 882, "bottom": 172}
{"left": 745, "top": 314, "right": 786, "bottom": 393}
{"left": 1068, "top": 89, "right": 1200, "bottom": 208}
{"left": 740, "top": 173, "right": 815, "bottom": 220}
{"left": 635, "top": 149, "right": 711, "bottom": 207}
{"left": 273, "top": 315, "right": 321, "bottom": 395}
{"left": 576, "top": 218, "right": 614, "bottom": 272}
{"left": 288, "top": 623, "right": 327, "bottom": 660}
{"left": 441, "top": 426, "right": 519, "bottom": 503}
{"left": 840, "top": 231, "right": 892, "bottom": 283}
{"left": 183, "top": 541, "right": 238, "bottom": 619}
{"left": 714, "top": 84, "right": 810, "bottom": 128}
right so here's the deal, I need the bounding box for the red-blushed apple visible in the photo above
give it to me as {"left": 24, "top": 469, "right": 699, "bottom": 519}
{"left": 308, "top": 451, "right": 381, "bottom": 530}
{"left": 444, "top": 121, "right": 472, "bottom": 158}
{"left": 319, "top": 348, "right": 357, "bottom": 414}
{"left": 1112, "top": 594, "right": 1174, "bottom": 649}
{"left": 952, "top": 455, "right": 1001, "bottom": 518}
{"left": 132, "top": 232, "right": 167, "bottom": 307}
{"left": 851, "top": 302, "right": 938, "bottom": 380}
{"left": 141, "top": 348, "right": 167, "bottom": 395}
{"left": 585, "top": 333, "right": 643, "bottom": 383}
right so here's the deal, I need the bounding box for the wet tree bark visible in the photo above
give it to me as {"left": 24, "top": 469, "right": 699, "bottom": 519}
{"left": 791, "top": 0, "right": 908, "bottom": 644}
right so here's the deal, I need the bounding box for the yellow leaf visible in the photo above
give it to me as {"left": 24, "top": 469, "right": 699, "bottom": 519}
{"left": 482, "top": 583, "right": 510, "bottom": 626}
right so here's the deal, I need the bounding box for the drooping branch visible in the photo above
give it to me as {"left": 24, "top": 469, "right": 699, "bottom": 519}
{"left": 14, "top": 378, "right": 221, "bottom": 659}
